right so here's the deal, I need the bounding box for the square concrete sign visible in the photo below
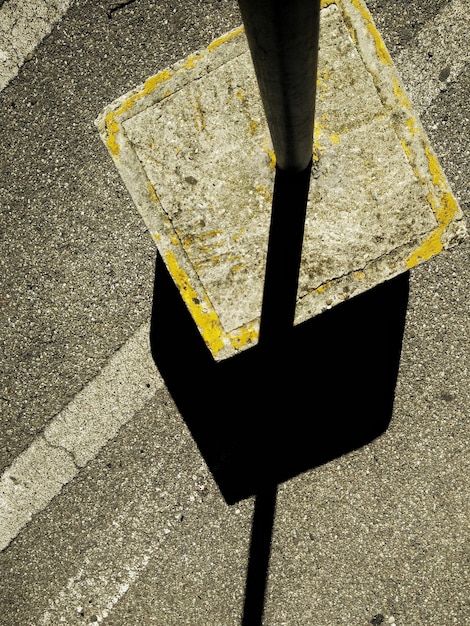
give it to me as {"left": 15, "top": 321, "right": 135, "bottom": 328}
{"left": 96, "top": 0, "right": 466, "bottom": 360}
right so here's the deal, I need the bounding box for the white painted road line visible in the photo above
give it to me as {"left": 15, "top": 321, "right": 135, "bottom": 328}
{"left": 0, "top": 323, "right": 164, "bottom": 551}
{"left": 394, "top": 0, "right": 470, "bottom": 114}
{"left": 40, "top": 549, "right": 157, "bottom": 625}
{"left": 0, "top": 0, "right": 74, "bottom": 92}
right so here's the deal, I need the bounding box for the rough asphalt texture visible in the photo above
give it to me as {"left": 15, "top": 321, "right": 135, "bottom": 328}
{"left": 0, "top": 1, "right": 468, "bottom": 624}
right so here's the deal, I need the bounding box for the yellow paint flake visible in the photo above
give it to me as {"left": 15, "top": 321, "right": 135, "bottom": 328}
{"left": 183, "top": 230, "right": 224, "bottom": 256}
{"left": 198, "top": 229, "right": 223, "bottom": 239}
{"left": 367, "top": 24, "right": 392, "bottom": 65}
{"left": 105, "top": 116, "right": 121, "bottom": 157}
{"left": 191, "top": 94, "right": 206, "bottom": 132}
{"left": 350, "top": 0, "right": 392, "bottom": 65}
{"left": 169, "top": 232, "right": 181, "bottom": 247}
{"left": 256, "top": 184, "right": 271, "bottom": 202}
{"left": 194, "top": 255, "right": 224, "bottom": 271}
{"left": 194, "top": 252, "right": 241, "bottom": 272}
{"left": 143, "top": 70, "right": 173, "bottom": 95}
{"left": 330, "top": 132, "right": 341, "bottom": 145}
{"left": 186, "top": 230, "right": 222, "bottom": 245}
{"left": 406, "top": 145, "right": 460, "bottom": 268}
{"left": 230, "top": 262, "right": 245, "bottom": 274}
{"left": 399, "top": 138, "right": 411, "bottom": 160}
{"left": 425, "top": 144, "right": 446, "bottom": 189}
{"left": 313, "top": 120, "right": 326, "bottom": 161}
{"left": 407, "top": 226, "right": 444, "bottom": 268}
{"left": 165, "top": 250, "right": 225, "bottom": 356}
{"left": 229, "top": 325, "right": 258, "bottom": 350}
{"left": 105, "top": 68, "right": 173, "bottom": 157}
{"left": 262, "top": 139, "right": 277, "bottom": 168}
{"left": 353, "top": 270, "right": 366, "bottom": 280}
{"left": 147, "top": 181, "right": 160, "bottom": 204}
{"left": 314, "top": 280, "right": 333, "bottom": 294}
{"left": 316, "top": 69, "right": 330, "bottom": 95}
{"left": 392, "top": 77, "right": 411, "bottom": 109}
{"left": 207, "top": 26, "right": 244, "bottom": 52}
{"left": 249, "top": 119, "right": 259, "bottom": 135}
{"left": 183, "top": 53, "right": 204, "bottom": 69}
{"left": 232, "top": 228, "right": 246, "bottom": 242}
{"left": 405, "top": 117, "right": 419, "bottom": 136}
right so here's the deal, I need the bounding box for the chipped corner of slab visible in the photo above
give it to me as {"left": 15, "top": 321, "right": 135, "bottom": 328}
{"left": 96, "top": 0, "right": 466, "bottom": 361}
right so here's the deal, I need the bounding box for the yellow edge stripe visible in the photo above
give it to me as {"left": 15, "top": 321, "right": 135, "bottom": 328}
{"left": 165, "top": 250, "right": 258, "bottom": 357}
{"left": 318, "top": 0, "right": 460, "bottom": 275}
{"left": 349, "top": 0, "right": 392, "bottom": 65}
{"left": 208, "top": 25, "right": 244, "bottom": 52}
{"left": 105, "top": 69, "right": 173, "bottom": 156}
{"left": 105, "top": 26, "right": 244, "bottom": 158}
{"left": 406, "top": 148, "right": 460, "bottom": 268}
{"left": 389, "top": 81, "right": 460, "bottom": 267}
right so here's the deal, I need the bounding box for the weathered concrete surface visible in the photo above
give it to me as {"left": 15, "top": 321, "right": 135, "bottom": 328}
{"left": 0, "top": 0, "right": 469, "bottom": 625}
{"left": 96, "top": 0, "right": 466, "bottom": 360}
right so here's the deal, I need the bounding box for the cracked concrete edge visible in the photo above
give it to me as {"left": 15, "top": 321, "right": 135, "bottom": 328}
{"left": 0, "top": 324, "right": 164, "bottom": 552}
{"left": 295, "top": 236, "right": 418, "bottom": 323}
{"left": 0, "top": 0, "right": 74, "bottom": 92}
{"left": 95, "top": 0, "right": 466, "bottom": 360}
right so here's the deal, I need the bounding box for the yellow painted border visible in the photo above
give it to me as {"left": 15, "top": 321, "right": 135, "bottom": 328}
{"left": 349, "top": 0, "right": 392, "bottom": 65}
{"left": 406, "top": 147, "right": 460, "bottom": 267}
{"left": 380, "top": 49, "right": 460, "bottom": 268}
{"left": 104, "top": 26, "right": 244, "bottom": 159}
{"left": 311, "top": 0, "right": 463, "bottom": 293}
{"left": 98, "top": 0, "right": 464, "bottom": 357}
{"left": 165, "top": 250, "right": 258, "bottom": 357}
{"left": 105, "top": 69, "right": 173, "bottom": 156}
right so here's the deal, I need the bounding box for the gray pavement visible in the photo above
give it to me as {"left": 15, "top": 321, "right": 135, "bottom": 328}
{"left": 0, "top": 1, "right": 469, "bottom": 624}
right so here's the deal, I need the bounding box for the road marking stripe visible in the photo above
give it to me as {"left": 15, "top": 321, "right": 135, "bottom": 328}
{"left": 0, "top": 0, "right": 74, "bottom": 92}
{"left": 394, "top": 0, "right": 470, "bottom": 114}
{"left": 40, "top": 550, "right": 156, "bottom": 625}
{"left": 0, "top": 323, "right": 163, "bottom": 551}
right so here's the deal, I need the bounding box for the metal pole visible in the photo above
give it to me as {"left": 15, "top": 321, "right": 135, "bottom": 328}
{"left": 237, "top": 0, "right": 320, "bottom": 172}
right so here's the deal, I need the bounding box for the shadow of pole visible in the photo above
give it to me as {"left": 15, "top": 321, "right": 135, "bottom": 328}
{"left": 241, "top": 484, "right": 278, "bottom": 626}
{"left": 240, "top": 164, "right": 311, "bottom": 626}
{"left": 259, "top": 163, "right": 312, "bottom": 346}
{"left": 150, "top": 206, "right": 409, "bottom": 625}
{"left": 149, "top": 9, "right": 408, "bottom": 619}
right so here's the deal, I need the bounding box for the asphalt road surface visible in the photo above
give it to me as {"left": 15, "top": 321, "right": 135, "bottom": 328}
{"left": 1, "top": 1, "right": 469, "bottom": 624}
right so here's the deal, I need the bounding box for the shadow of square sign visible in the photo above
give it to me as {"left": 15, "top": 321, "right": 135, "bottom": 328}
{"left": 96, "top": 0, "right": 466, "bottom": 361}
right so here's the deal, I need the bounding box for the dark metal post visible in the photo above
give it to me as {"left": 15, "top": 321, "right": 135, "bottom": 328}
{"left": 237, "top": 0, "right": 320, "bottom": 172}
